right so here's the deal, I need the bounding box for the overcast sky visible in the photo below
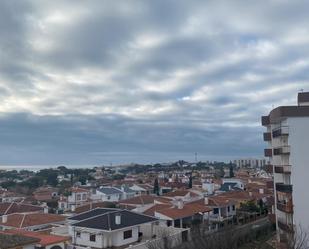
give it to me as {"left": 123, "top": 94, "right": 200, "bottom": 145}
{"left": 1, "top": 0, "right": 309, "bottom": 166}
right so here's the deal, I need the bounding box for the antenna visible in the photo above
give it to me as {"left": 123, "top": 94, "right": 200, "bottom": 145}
{"left": 299, "top": 88, "right": 304, "bottom": 93}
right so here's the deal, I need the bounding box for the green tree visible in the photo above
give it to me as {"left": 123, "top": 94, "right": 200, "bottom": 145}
{"left": 153, "top": 178, "right": 160, "bottom": 196}
{"left": 188, "top": 173, "right": 193, "bottom": 188}
{"left": 229, "top": 163, "right": 235, "bottom": 178}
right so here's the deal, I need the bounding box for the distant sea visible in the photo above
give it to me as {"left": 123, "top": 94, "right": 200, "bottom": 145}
{"left": 0, "top": 165, "right": 97, "bottom": 172}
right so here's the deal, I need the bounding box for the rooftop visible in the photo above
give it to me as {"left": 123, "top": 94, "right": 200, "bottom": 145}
{"left": 4, "top": 230, "right": 70, "bottom": 246}
{"left": 0, "top": 213, "right": 66, "bottom": 228}
{"left": 70, "top": 208, "right": 157, "bottom": 231}
{"left": 0, "top": 232, "right": 40, "bottom": 249}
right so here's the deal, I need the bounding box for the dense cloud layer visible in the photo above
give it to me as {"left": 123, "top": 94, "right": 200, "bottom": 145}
{"left": 0, "top": 0, "right": 309, "bottom": 165}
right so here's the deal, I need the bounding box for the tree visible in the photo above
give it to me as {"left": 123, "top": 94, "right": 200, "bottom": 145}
{"left": 188, "top": 173, "right": 193, "bottom": 188}
{"left": 229, "top": 162, "right": 235, "bottom": 178}
{"left": 154, "top": 178, "right": 160, "bottom": 196}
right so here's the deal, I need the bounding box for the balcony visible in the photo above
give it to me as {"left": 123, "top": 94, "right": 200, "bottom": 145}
{"left": 278, "top": 220, "right": 293, "bottom": 233}
{"left": 264, "top": 164, "right": 273, "bottom": 173}
{"left": 277, "top": 201, "right": 293, "bottom": 213}
{"left": 276, "top": 183, "right": 293, "bottom": 193}
{"left": 264, "top": 148, "right": 273, "bottom": 157}
{"left": 261, "top": 116, "right": 270, "bottom": 126}
{"left": 273, "top": 146, "right": 290, "bottom": 155}
{"left": 272, "top": 126, "right": 289, "bottom": 138}
{"left": 263, "top": 132, "right": 272, "bottom": 141}
{"left": 274, "top": 165, "right": 291, "bottom": 174}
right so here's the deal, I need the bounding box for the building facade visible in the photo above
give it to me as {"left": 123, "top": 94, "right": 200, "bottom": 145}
{"left": 233, "top": 158, "right": 267, "bottom": 168}
{"left": 262, "top": 92, "right": 309, "bottom": 246}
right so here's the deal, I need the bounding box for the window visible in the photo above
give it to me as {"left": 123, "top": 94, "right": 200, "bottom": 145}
{"left": 213, "top": 208, "right": 219, "bottom": 214}
{"left": 227, "top": 206, "right": 230, "bottom": 212}
{"left": 90, "top": 234, "right": 96, "bottom": 242}
{"left": 232, "top": 205, "right": 235, "bottom": 211}
{"left": 76, "top": 231, "right": 81, "bottom": 238}
{"left": 107, "top": 196, "right": 111, "bottom": 200}
{"left": 76, "top": 194, "right": 81, "bottom": 201}
{"left": 123, "top": 230, "right": 132, "bottom": 239}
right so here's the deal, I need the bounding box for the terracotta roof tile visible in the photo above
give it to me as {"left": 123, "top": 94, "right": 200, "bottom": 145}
{"left": 155, "top": 203, "right": 212, "bottom": 219}
{"left": 0, "top": 203, "right": 43, "bottom": 216}
{"left": 0, "top": 213, "right": 65, "bottom": 228}
{"left": 4, "top": 230, "right": 69, "bottom": 246}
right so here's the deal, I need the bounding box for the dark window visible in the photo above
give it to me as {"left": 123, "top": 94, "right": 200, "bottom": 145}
{"left": 90, "top": 234, "right": 96, "bottom": 242}
{"left": 213, "top": 208, "right": 219, "bottom": 214}
{"left": 232, "top": 205, "right": 235, "bottom": 211}
{"left": 50, "top": 246, "right": 62, "bottom": 249}
{"left": 123, "top": 230, "right": 132, "bottom": 239}
{"left": 76, "top": 231, "right": 81, "bottom": 237}
{"left": 228, "top": 206, "right": 230, "bottom": 212}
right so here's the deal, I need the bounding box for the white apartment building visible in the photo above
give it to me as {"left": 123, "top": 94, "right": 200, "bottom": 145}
{"left": 233, "top": 158, "right": 267, "bottom": 168}
{"left": 262, "top": 92, "right": 309, "bottom": 246}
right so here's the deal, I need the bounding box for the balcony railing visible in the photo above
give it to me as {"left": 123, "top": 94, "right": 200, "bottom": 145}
{"left": 261, "top": 116, "right": 270, "bottom": 126}
{"left": 264, "top": 148, "right": 273, "bottom": 157}
{"left": 274, "top": 165, "right": 291, "bottom": 174}
{"left": 273, "top": 146, "right": 290, "bottom": 155}
{"left": 276, "top": 183, "right": 293, "bottom": 193}
{"left": 264, "top": 164, "right": 273, "bottom": 173}
{"left": 278, "top": 220, "right": 293, "bottom": 233}
{"left": 272, "top": 126, "right": 289, "bottom": 138}
{"left": 263, "top": 132, "right": 272, "bottom": 141}
{"left": 277, "top": 201, "right": 293, "bottom": 213}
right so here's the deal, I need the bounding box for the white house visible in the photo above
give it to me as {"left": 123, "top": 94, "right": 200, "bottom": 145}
{"left": 69, "top": 208, "right": 158, "bottom": 248}
{"left": 94, "top": 187, "right": 124, "bottom": 202}
{"left": 58, "top": 187, "right": 90, "bottom": 211}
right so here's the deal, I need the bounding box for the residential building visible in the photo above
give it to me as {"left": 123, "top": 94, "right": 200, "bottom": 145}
{"left": 262, "top": 92, "right": 309, "bottom": 245}
{"left": 33, "top": 187, "right": 59, "bottom": 202}
{"left": 3, "top": 230, "right": 70, "bottom": 249}
{"left": 0, "top": 213, "right": 66, "bottom": 231}
{"left": 233, "top": 158, "right": 267, "bottom": 168}
{"left": 0, "top": 202, "right": 44, "bottom": 216}
{"left": 94, "top": 187, "right": 124, "bottom": 202}
{"left": 68, "top": 208, "right": 158, "bottom": 248}
{"left": 130, "top": 184, "right": 153, "bottom": 195}
{"left": 0, "top": 232, "right": 40, "bottom": 249}
{"left": 58, "top": 187, "right": 90, "bottom": 211}
{"left": 150, "top": 200, "right": 212, "bottom": 228}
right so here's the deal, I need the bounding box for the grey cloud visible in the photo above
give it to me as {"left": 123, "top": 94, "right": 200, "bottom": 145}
{"left": 1, "top": 0, "right": 309, "bottom": 164}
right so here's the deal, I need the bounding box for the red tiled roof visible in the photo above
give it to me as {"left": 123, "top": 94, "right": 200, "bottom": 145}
{"left": 163, "top": 190, "right": 199, "bottom": 198}
{"left": 143, "top": 204, "right": 173, "bottom": 216}
{"left": 0, "top": 203, "right": 43, "bottom": 216}
{"left": 74, "top": 202, "right": 115, "bottom": 214}
{"left": 0, "top": 213, "right": 66, "bottom": 228}
{"left": 4, "top": 230, "right": 70, "bottom": 246}
{"left": 155, "top": 203, "right": 212, "bottom": 219}
{"left": 71, "top": 187, "right": 89, "bottom": 193}
{"left": 118, "top": 195, "right": 156, "bottom": 205}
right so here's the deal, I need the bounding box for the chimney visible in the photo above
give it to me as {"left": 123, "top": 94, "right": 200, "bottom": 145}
{"left": 177, "top": 199, "right": 184, "bottom": 209}
{"left": 44, "top": 206, "right": 49, "bottom": 214}
{"left": 249, "top": 192, "right": 252, "bottom": 197}
{"left": 2, "top": 215, "right": 7, "bottom": 223}
{"left": 228, "top": 185, "right": 232, "bottom": 191}
{"left": 204, "top": 197, "right": 209, "bottom": 205}
{"left": 298, "top": 92, "right": 309, "bottom": 106}
{"left": 71, "top": 205, "right": 76, "bottom": 212}
{"left": 259, "top": 188, "right": 264, "bottom": 194}
{"left": 115, "top": 214, "right": 121, "bottom": 225}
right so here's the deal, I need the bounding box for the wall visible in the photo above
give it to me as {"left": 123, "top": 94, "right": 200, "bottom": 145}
{"left": 112, "top": 226, "right": 139, "bottom": 247}
{"left": 288, "top": 117, "right": 309, "bottom": 229}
